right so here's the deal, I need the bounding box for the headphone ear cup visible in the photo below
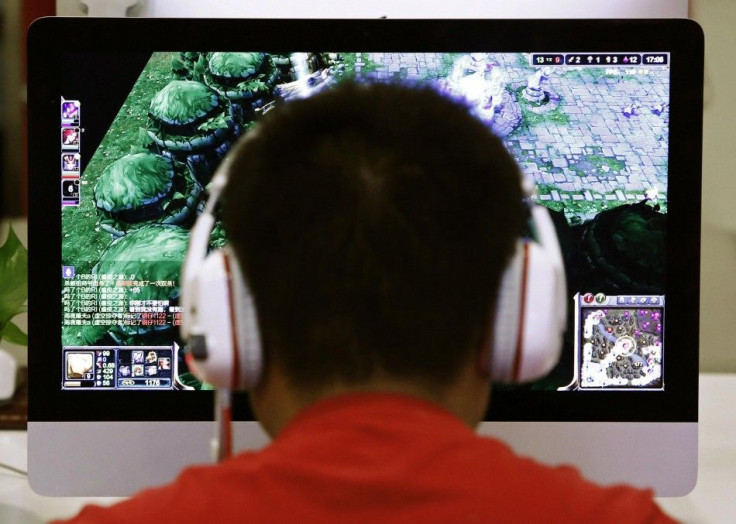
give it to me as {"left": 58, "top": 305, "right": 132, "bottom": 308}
{"left": 491, "top": 235, "right": 566, "bottom": 383}
{"left": 224, "top": 248, "right": 263, "bottom": 390}
{"left": 491, "top": 239, "right": 526, "bottom": 382}
{"left": 185, "top": 248, "right": 263, "bottom": 391}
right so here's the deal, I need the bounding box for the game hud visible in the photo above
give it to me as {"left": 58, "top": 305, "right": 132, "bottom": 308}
{"left": 59, "top": 51, "right": 669, "bottom": 392}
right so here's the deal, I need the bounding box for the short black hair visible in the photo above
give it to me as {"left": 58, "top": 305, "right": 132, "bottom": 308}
{"left": 223, "top": 82, "right": 524, "bottom": 391}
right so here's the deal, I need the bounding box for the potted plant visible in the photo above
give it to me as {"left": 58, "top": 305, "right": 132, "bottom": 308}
{"left": 0, "top": 224, "right": 27, "bottom": 404}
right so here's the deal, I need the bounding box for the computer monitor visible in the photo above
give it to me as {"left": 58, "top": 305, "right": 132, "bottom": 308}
{"left": 27, "top": 18, "right": 703, "bottom": 496}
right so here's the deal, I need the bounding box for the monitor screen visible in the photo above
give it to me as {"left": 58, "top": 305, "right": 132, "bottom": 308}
{"left": 28, "top": 18, "right": 702, "bottom": 496}
{"left": 59, "top": 49, "right": 671, "bottom": 396}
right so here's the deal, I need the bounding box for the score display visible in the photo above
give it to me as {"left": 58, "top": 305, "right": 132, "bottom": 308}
{"left": 532, "top": 54, "right": 564, "bottom": 65}
{"left": 531, "top": 53, "right": 668, "bottom": 67}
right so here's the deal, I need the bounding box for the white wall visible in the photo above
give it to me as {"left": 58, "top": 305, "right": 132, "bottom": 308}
{"left": 690, "top": 1, "right": 736, "bottom": 372}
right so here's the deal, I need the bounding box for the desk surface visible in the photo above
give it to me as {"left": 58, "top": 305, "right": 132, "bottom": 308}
{"left": 1, "top": 373, "right": 734, "bottom": 523}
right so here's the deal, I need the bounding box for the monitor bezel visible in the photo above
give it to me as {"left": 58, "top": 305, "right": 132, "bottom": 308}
{"left": 28, "top": 17, "right": 703, "bottom": 423}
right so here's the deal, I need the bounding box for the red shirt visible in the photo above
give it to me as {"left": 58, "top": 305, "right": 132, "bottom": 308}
{"left": 59, "top": 393, "right": 676, "bottom": 523}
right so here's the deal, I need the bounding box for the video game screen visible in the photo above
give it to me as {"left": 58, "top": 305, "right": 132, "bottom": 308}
{"left": 59, "top": 51, "right": 669, "bottom": 392}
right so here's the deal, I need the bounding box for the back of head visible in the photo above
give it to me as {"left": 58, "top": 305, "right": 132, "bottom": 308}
{"left": 223, "top": 82, "right": 524, "bottom": 392}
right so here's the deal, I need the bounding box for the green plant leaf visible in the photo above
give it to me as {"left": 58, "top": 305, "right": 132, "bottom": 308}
{"left": 0, "top": 320, "right": 27, "bottom": 346}
{"left": 198, "top": 114, "right": 229, "bottom": 132}
{"left": 0, "top": 225, "right": 28, "bottom": 345}
{"left": 171, "top": 56, "right": 185, "bottom": 71}
{"left": 138, "top": 127, "right": 154, "bottom": 148}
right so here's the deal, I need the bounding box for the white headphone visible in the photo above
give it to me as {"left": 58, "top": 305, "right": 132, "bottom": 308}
{"left": 180, "top": 148, "right": 567, "bottom": 390}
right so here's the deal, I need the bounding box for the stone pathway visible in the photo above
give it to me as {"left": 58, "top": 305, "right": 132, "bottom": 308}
{"left": 355, "top": 52, "right": 670, "bottom": 222}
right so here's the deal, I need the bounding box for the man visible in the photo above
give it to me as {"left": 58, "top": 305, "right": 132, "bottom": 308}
{"left": 60, "top": 82, "right": 675, "bottom": 523}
